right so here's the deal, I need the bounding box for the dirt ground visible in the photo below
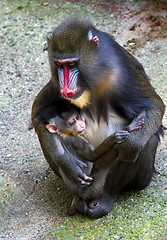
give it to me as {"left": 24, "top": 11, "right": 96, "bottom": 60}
{"left": 0, "top": 0, "right": 167, "bottom": 239}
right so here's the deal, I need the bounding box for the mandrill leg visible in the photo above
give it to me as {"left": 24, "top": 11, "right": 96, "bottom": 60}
{"left": 87, "top": 192, "right": 118, "bottom": 219}
{"left": 71, "top": 193, "right": 117, "bottom": 219}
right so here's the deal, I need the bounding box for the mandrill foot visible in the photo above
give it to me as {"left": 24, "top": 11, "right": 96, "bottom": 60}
{"left": 71, "top": 196, "right": 89, "bottom": 215}
{"left": 71, "top": 193, "right": 118, "bottom": 219}
{"left": 87, "top": 193, "right": 116, "bottom": 219}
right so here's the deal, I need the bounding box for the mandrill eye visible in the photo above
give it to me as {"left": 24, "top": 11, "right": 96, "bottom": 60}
{"left": 75, "top": 114, "right": 79, "bottom": 120}
{"left": 69, "top": 62, "right": 75, "bottom": 68}
{"left": 69, "top": 119, "right": 75, "bottom": 126}
{"left": 56, "top": 62, "right": 62, "bottom": 68}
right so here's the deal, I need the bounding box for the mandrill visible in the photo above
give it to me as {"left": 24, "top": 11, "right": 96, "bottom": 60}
{"left": 32, "top": 15, "right": 165, "bottom": 219}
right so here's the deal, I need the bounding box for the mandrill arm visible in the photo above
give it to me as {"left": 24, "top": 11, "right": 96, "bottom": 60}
{"left": 32, "top": 85, "right": 93, "bottom": 186}
{"left": 115, "top": 86, "right": 165, "bottom": 162}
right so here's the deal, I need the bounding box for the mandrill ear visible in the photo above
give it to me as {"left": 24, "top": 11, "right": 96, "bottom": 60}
{"left": 88, "top": 30, "right": 99, "bottom": 47}
{"left": 43, "top": 36, "right": 50, "bottom": 51}
{"left": 46, "top": 123, "right": 58, "bottom": 133}
{"left": 43, "top": 44, "right": 48, "bottom": 51}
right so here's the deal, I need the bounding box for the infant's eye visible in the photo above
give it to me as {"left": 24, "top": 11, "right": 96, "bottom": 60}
{"left": 76, "top": 114, "right": 79, "bottom": 120}
{"left": 69, "top": 120, "right": 75, "bottom": 126}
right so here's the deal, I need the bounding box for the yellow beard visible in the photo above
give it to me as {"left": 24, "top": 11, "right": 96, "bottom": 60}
{"left": 61, "top": 131, "right": 82, "bottom": 138}
{"left": 69, "top": 89, "right": 91, "bottom": 109}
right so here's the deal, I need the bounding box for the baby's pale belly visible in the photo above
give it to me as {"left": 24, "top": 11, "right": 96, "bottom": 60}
{"left": 83, "top": 112, "right": 126, "bottom": 148}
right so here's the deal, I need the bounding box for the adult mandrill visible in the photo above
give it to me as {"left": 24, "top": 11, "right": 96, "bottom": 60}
{"left": 32, "top": 15, "right": 165, "bottom": 219}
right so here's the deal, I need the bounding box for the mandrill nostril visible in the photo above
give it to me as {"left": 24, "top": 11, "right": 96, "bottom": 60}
{"left": 67, "top": 92, "right": 73, "bottom": 97}
{"left": 61, "top": 89, "right": 74, "bottom": 98}
{"left": 65, "top": 92, "right": 74, "bottom": 98}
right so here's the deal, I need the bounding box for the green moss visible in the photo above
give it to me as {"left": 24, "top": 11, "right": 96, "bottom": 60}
{"left": 43, "top": 188, "right": 167, "bottom": 239}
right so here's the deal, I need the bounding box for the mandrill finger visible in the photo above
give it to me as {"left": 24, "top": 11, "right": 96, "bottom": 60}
{"left": 80, "top": 181, "right": 91, "bottom": 186}
{"left": 84, "top": 176, "right": 93, "bottom": 181}
{"left": 79, "top": 176, "right": 93, "bottom": 185}
{"left": 115, "top": 131, "right": 129, "bottom": 143}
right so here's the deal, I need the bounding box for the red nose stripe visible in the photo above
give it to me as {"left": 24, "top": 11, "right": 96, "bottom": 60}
{"left": 63, "top": 66, "right": 69, "bottom": 91}
{"left": 61, "top": 66, "right": 75, "bottom": 98}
